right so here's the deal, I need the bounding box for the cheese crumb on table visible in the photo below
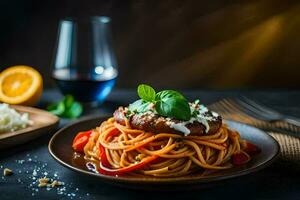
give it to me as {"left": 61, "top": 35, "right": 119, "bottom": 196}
{"left": 38, "top": 177, "right": 49, "bottom": 184}
{"left": 50, "top": 180, "right": 64, "bottom": 187}
{"left": 37, "top": 177, "right": 64, "bottom": 188}
{"left": 3, "top": 168, "right": 13, "bottom": 176}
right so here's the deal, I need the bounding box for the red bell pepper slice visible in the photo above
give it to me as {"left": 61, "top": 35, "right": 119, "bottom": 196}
{"left": 72, "top": 130, "right": 92, "bottom": 152}
{"left": 244, "top": 142, "right": 260, "bottom": 156}
{"left": 99, "top": 143, "right": 111, "bottom": 168}
{"left": 99, "top": 155, "right": 159, "bottom": 176}
{"left": 98, "top": 127, "right": 120, "bottom": 168}
{"left": 232, "top": 151, "right": 250, "bottom": 166}
{"left": 104, "top": 127, "right": 120, "bottom": 140}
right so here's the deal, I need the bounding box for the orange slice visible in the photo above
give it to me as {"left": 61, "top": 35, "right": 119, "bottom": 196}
{"left": 0, "top": 65, "right": 43, "bottom": 106}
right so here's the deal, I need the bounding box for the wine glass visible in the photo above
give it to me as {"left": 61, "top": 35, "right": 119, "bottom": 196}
{"left": 52, "top": 16, "right": 118, "bottom": 104}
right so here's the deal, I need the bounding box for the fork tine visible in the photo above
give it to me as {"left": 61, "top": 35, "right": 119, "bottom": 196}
{"left": 241, "top": 96, "right": 280, "bottom": 116}
{"left": 222, "top": 99, "right": 246, "bottom": 115}
{"left": 236, "top": 98, "right": 275, "bottom": 120}
{"left": 221, "top": 99, "right": 261, "bottom": 123}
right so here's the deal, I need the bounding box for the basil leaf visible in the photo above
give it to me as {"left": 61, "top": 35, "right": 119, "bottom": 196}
{"left": 155, "top": 90, "right": 185, "bottom": 101}
{"left": 47, "top": 95, "right": 83, "bottom": 119}
{"left": 47, "top": 103, "right": 57, "bottom": 111}
{"left": 128, "top": 99, "right": 151, "bottom": 113}
{"left": 63, "top": 94, "right": 74, "bottom": 109}
{"left": 156, "top": 97, "right": 191, "bottom": 121}
{"left": 137, "top": 102, "right": 151, "bottom": 113}
{"left": 63, "top": 102, "right": 83, "bottom": 118}
{"left": 47, "top": 101, "right": 65, "bottom": 115}
{"left": 137, "top": 84, "right": 156, "bottom": 102}
{"left": 128, "top": 99, "right": 143, "bottom": 112}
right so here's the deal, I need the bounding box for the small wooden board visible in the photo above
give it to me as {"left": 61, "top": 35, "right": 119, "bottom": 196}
{"left": 0, "top": 105, "right": 59, "bottom": 149}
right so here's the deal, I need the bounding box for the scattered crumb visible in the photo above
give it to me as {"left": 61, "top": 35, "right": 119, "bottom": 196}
{"left": 16, "top": 160, "right": 25, "bottom": 164}
{"left": 38, "top": 177, "right": 49, "bottom": 184}
{"left": 3, "top": 155, "right": 83, "bottom": 199}
{"left": 50, "top": 180, "right": 64, "bottom": 187}
{"left": 37, "top": 177, "right": 64, "bottom": 188}
{"left": 32, "top": 169, "right": 37, "bottom": 176}
{"left": 3, "top": 168, "right": 13, "bottom": 176}
{"left": 38, "top": 182, "right": 48, "bottom": 187}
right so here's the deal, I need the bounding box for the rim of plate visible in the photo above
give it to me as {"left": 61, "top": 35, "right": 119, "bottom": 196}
{"left": 48, "top": 115, "right": 280, "bottom": 184}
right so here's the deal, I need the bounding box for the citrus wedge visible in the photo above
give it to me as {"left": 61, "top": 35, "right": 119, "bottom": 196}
{"left": 0, "top": 65, "right": 43, "bottom": 106}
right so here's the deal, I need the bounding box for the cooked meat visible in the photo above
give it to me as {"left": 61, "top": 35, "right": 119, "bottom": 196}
{"left": 113, "top": 107, "right": 222, "bottom": 136}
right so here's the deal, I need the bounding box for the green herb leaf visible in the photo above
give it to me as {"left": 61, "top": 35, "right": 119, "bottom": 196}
{"left": 137, "top": 102, "right": 151, "bottom": 113}
{"left": 63, "top": 102, "right": 83, "bottom": 119}
{"left": 128, "top": 99, "right": 143, "bottom": 112}
{"left": 155, "top": 90, "right": 185, "bottom": 101}
{"left": 194, "top": 99, "right": 200, "bottom": 105}
{"left": 191, "top": 110, "right": 199, "bottom": 117}
{"left": 137, "top": 84, "right": 156, "bottom": 102}
{"left": 132, "top": 85, "right": 192, "bottom": 120}
{"left": 47, "top": 95, "right": 83, "bottom": 119}
{"left": 63, "top": 94, "right": 74, "bottom": 108}
{"left": 125, "top": 110, "right": 132, "bottom": 118}
{"left": 156, "top": 97, "right": 191, "bottom": 121}
{"left": 129, "top": 99, "right": 151, "bottom": 113}
{"left": 47, "top": 101, "right": 65, "bottom": 115}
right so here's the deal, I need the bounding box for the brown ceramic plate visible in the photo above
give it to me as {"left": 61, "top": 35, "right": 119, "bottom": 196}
{"left": 0, "top": 105, "right": 59, "bottom": 149}
{"left": 48, "top": 115, "right": 279, "bottom": 190}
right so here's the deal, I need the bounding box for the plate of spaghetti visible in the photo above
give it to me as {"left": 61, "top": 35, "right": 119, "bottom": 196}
{"left": 49, "top": 84, "right": 279, "bottom": 189}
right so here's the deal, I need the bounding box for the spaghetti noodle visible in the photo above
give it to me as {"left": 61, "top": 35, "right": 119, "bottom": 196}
{"left": 72, "top": 84, "right": 259, "bottom": 177}
{"left": 78, "top": 117, "right": 258, "bottom": 177}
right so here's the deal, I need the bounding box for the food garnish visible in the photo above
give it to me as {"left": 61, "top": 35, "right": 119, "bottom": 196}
{"left": 129, "top": 84, "right": 191, "bottom": 120}
{"left": 47, "top": 95, "right": 83, "bottom": 119}
{"left": 3, "top": 168, "right": 13, "bottom": 176}
{"left": 124, "top": 84, "right": 220, "bottom": 135}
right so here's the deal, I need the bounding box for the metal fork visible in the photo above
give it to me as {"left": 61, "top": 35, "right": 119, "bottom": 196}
{"left": 210, "top": 98, "right": 300, "bottom": 136}
{"left": 233, "top": 97, "right": 300, "bottom": 127}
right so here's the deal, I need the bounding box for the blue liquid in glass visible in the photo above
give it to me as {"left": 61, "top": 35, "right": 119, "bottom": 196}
{"left": 53, "top": 68, "right": 117, "bottom": 103}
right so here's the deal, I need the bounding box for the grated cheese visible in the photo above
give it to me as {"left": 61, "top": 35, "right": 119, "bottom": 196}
{"left": 0, "top": 103, "right": 32, "bottom": 133}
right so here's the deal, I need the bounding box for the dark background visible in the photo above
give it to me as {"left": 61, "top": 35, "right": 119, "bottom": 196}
{"left": 1, "top": 0, "right": 300, "bottom": 89}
